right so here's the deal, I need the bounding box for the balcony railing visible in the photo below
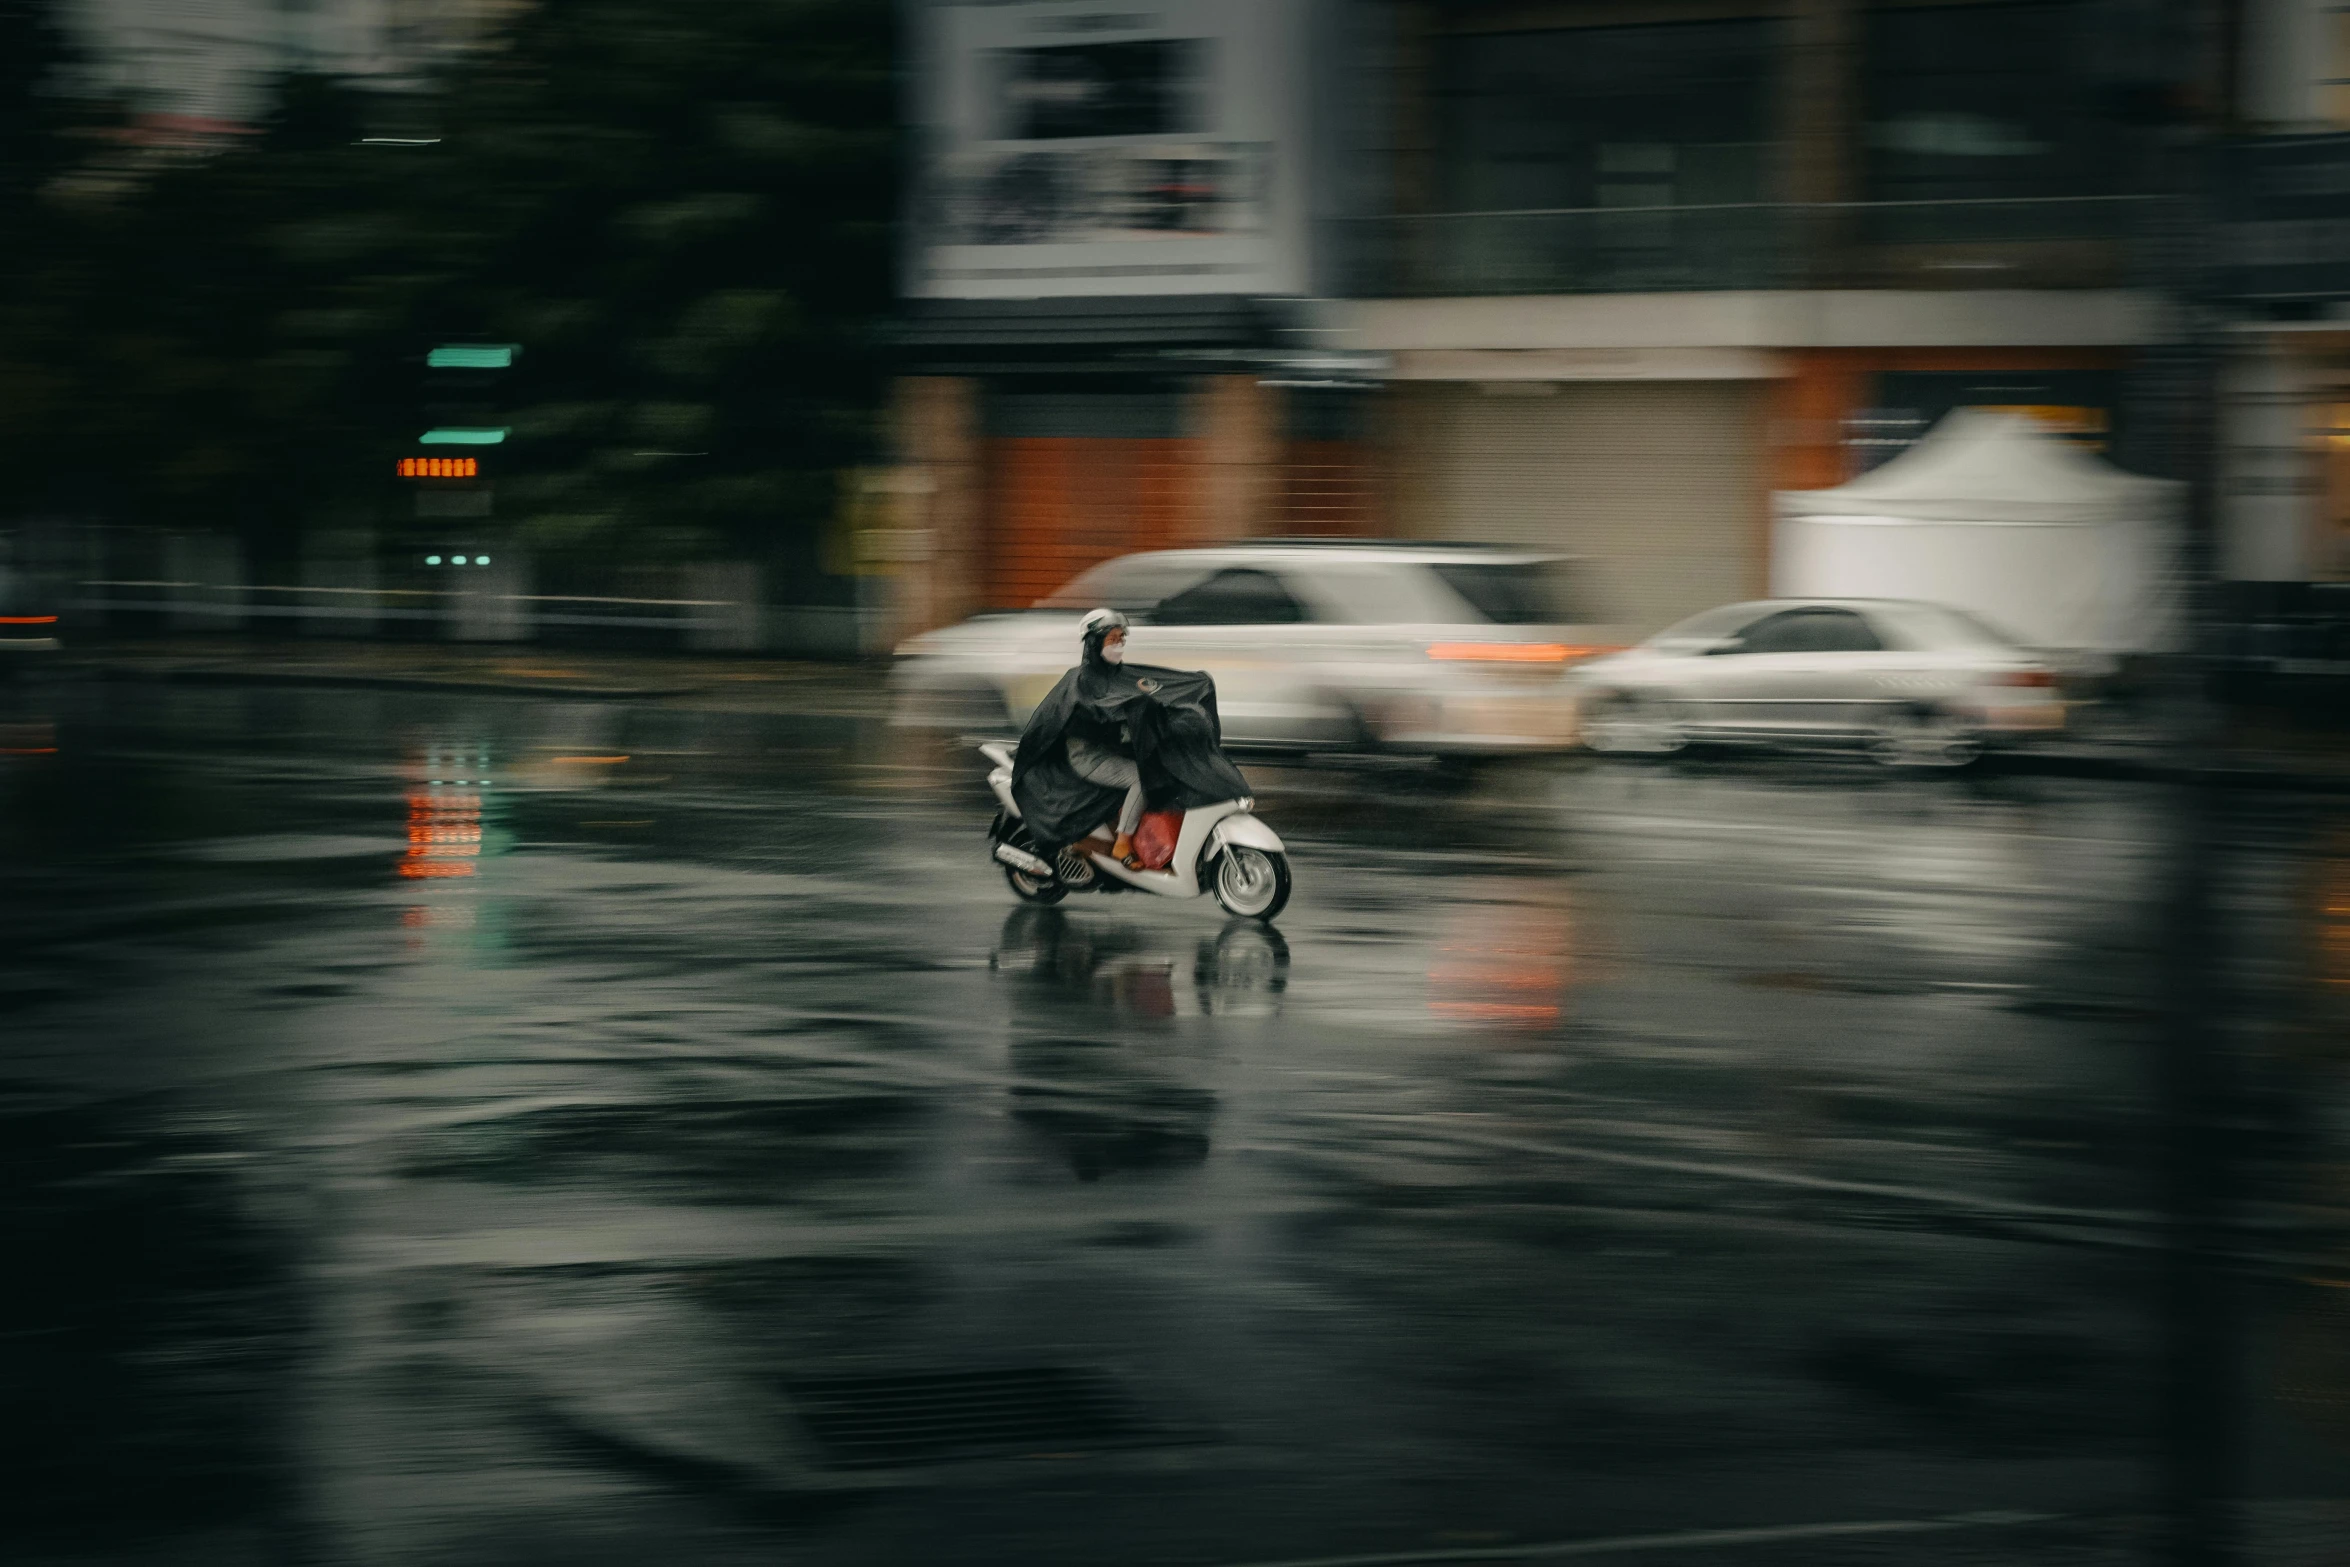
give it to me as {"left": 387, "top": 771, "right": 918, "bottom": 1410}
{"left": 1328, "top": 195, "right": 2169, "bottom": 297}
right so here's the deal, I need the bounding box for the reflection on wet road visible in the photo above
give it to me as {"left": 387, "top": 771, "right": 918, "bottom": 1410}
{"left": 4, "top": 681, "right": 2348, "bottom": 1565}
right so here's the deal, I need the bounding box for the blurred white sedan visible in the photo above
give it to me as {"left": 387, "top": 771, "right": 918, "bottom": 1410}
{"left": 0, "top": 562, "right": 61, "bottom": 672}
{"left": 892, "top": 542, "right": 1620, "bottom": 759}
{"left": 1572, "top": 598, "right": 2065, "bottom": 766}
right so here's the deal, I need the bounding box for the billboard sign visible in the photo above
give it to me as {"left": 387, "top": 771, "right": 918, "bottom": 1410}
{"left": 909, "top": 1, "right": 1311, "bottom": 299}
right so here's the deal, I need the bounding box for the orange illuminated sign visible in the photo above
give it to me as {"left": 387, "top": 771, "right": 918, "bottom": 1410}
{"left": 398, "top": 457, "right": 479, "bottom": 478}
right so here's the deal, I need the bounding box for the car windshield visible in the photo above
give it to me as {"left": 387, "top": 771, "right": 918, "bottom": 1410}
{"left": 1649, "top": 603, "right": 1769, "bottom": 644}
{"left": 1429, "top": 561, "right": 1593, "bottom": 625}
{"left": 1036, "top": 556, "right": 1208, "bottom": 613}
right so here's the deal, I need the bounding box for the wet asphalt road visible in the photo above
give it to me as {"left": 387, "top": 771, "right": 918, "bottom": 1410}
{"left": 5, "top": 679, "right": 2350, "bottom": 1567}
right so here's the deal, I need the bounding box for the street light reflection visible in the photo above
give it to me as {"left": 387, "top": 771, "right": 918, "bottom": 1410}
{"left": 400, "top": 743, "right": 495, "bottom": 883}
{"left": 2318, "top": 825, "right": 2350, "bottom": 993}
{"left": 1427, "top": 880, "right": 1578, "bottom": 1032}
{"left": 0, "top": 720, "right": 57, "bottom": 756}
{"left": 400, "top": 791, "right": 480, "bottom": 879}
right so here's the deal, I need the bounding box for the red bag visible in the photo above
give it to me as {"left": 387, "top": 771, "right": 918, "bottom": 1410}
{"left": 1132, "top": 809, "right": 1183, "bottom": 870}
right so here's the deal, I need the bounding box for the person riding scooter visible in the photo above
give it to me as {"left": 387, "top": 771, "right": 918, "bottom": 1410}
{"left": 1010, "top": 608, "right": 1251, "bottom": 872}
{"left": 1061, "top": 610, "right": 1148, "bottom": 865}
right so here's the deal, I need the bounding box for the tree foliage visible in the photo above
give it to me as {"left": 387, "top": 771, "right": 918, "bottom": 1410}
{"left": 0, "top": 0, "right": 896, "bottom": 591}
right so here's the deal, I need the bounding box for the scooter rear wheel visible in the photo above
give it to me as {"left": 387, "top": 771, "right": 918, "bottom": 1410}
{"left": 1211, "top": 847, "right": 1291, "bottom": 922}
{"left": 993, "top": 811, "right": 1066, "bottom": 904}
{"left": 1002, "top": 862, "right": 1066, "bottom": 904}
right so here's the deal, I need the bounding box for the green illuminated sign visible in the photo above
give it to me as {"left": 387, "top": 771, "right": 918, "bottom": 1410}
{"left": 427, "top": 345, "right": 517, "bottom": 369}
{"left": 419, "top": 428, "right": 508, "bottom": 445}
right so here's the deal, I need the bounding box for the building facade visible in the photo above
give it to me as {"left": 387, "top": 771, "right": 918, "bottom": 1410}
{"left": 893, "top": 0, "right": 2189, "bottom": 640}
{"left": 2218, "top": 0, "right": 2350, "bottom": 592}
{"left": 63, "top": 0, "right": 522, "bottom": 124}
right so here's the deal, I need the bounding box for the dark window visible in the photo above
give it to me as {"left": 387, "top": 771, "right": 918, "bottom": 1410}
{"left": 1862, "top": 2, "right": 2140, "bottom": 204}
{"left": 1285, "top": 387, "right": 1372, "bottom": 443}
{"left": 1150, "top": 569, "right": 1308, "bottom": 626}
{"left": 985, "top": 386, "right": 1183, "bottom": 440}
{"left": 989, "top": 40, "right": 1212, "bottom": 141}
{"left": 1430, "top": 562, "right": 1593, "bottom": 625}
{"left": 1438, "top": 21, "right": 1779, "bottom": 213}
{"left": 1734, "top": 608, "right": 1883, "bottom": 655}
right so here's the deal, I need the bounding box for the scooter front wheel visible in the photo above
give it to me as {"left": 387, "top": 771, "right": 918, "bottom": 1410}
{"left": 1211, "top": 846, "right": 1291, "bottom": 922}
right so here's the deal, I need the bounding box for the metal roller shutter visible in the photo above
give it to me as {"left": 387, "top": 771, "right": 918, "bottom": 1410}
{"left": 983, "top": 438, "right": 1194, "bottom": 609}
{"left": 1393, "top": 381, "right": 1764, "bottom": 634}
{"left": 980, "top": 386, "right": 1195, "bottom": 610}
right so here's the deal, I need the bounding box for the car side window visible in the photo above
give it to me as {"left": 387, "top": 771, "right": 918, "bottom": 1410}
{"left": 1732, "top": 608, "right": 1881, "bottom": 655}
{"left": 1807, "top": 609, "right": 1884, "bottom": 653}
{"left": 1150, "top": 568, "right": 1308, "bottom": 627}
{"left": 1722, "top": 611, "right": 1804, "bottom": 655}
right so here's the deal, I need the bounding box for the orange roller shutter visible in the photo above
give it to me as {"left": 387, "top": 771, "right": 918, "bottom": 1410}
{"left": 983, "top": 436, "right": 1197, "bottom": 608}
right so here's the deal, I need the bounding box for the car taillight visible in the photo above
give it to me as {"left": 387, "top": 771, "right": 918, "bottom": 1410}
{"left": 1990, "top": 669, "right": 2057, "bottom": 688}
{"left": 1427, "top": 642, "right": 1614, "bottom": 664}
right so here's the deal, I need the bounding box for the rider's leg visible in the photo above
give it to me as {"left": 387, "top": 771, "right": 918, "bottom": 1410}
{"left": 1067, "top": 746, "right": 1147, "bottom": 865}
{"left": 1110, "top": 776, "right": 1146, "bottom": 866}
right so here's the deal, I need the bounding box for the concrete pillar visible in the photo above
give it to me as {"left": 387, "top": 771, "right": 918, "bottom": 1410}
{"left": 301, "top": 533, "right": 378, "bottom": 638}
{"left": 2218, "top": 335, "right": 2316, "bottom": 581}
{"left": 891, "top": 376, "right": 983, "bottom": 635}
{"left": 871, "top": 475, "right": 947, "bottom": 653}
{"left": 16, "top": 520, "right": 83, "bottom": 630}
{"left": 1191, "top": 376, "right": 1280, "bottom": 543}
{"left": 1388, "top": 0, "right": 1437, "bottom": 290}
{"left": 1375, "top": 381, "right": 1447, "bottom": 542}
{"left": 166, "top": 532, "right": 243, "bottom": 632}
{"left": 685, "top": 561, "right": 763, "bottom": 652}
{"left": 1390, "top": 2, "right": 1436, "bottom": 216}
{"left": 1778, "top": 0, "right": 1859, "bottom": 281}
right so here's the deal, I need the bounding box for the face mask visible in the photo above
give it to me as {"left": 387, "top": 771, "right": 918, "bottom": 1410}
{"left": 1100, "top": 640, "right": 1125, "bottom": 664}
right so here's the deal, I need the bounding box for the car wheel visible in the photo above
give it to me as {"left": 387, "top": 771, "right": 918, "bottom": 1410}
{"left": 1582, "top": 692, "right": 1684, "bottom": 756}
{"left": 1871, "top": 705, "right": 1983, "bottom": 769}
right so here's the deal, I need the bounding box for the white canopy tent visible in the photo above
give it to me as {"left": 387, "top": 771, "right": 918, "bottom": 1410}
{"left": 1771, "top": 409, "right": 2185, "bottom": 653}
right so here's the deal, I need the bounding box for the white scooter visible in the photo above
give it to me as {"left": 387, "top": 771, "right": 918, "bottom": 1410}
{"left": 979, "top": 742, "right": 1293, "bottom": 921}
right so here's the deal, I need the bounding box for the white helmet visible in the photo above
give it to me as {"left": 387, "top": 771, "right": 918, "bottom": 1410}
{"left": 1079, "top": 607, "right": 1128, "bottom": 662}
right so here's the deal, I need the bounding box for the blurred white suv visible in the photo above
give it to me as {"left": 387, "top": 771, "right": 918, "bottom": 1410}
{"left": 891, "top": 543, "right": 1618, "bottom": 758}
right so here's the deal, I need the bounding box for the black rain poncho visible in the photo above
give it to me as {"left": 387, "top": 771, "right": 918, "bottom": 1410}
{"left": 1010, "top": 661, "right": 1252, "bottom": 848}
